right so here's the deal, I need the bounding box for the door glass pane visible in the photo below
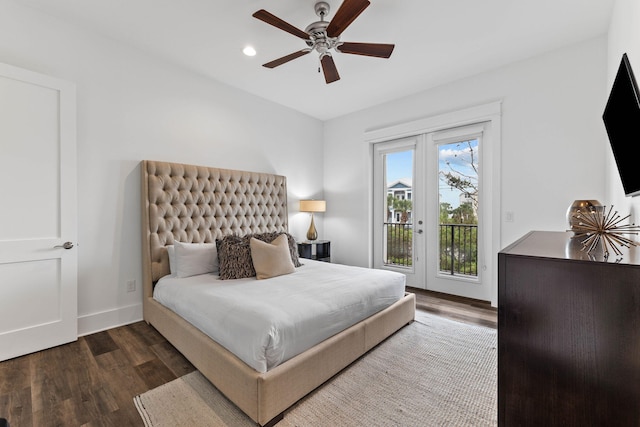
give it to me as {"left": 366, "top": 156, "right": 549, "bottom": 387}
{"left": 438, "top": 139, "right": 479, "bottom": 277}
{"left": 384, "top": 150, "right": 413, "bottom": 267}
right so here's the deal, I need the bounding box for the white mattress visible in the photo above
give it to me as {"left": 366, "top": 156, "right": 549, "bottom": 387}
{"left": 153, "top": 260, "right": 406, "bottom": 373}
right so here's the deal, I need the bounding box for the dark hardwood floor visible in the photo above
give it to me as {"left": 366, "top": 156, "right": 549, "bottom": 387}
{"left": 0, "top": 322, "right": 196, "bottom": 427}
{"left": 0, "top": 289, "right": 496, "bottom": 426}
{"left": 409, "top": 287, "right": 497, "bottom": 329}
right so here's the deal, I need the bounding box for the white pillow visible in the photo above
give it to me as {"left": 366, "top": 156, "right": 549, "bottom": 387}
{"left": 166, "top": 245, "right": 176, "bottom": 275}
{"left": 173, "top": 241, "right": 219, "bottom": 278}
{"left": 250, "top": 234, "right": 295, "bottom": 280}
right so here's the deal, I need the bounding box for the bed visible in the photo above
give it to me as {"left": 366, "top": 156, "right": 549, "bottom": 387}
{"left": 140, "top": 160, "right": 416, "bottom": 426}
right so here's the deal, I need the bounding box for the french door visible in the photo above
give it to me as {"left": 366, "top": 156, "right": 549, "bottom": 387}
{"left": 373, "top": 123, "right": 494, "bottom": 302}
{"left": 372, "top": 137, "right": 424, "bottom": 288}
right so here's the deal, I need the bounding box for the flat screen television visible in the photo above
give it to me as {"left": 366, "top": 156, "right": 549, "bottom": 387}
{"left": 603, "top": 53, "right": 640, "bottom": 197}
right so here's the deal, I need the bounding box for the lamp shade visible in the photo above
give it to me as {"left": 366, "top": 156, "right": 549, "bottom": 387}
{"left": 300, "top": 200, "right": 326, "bottom": 213}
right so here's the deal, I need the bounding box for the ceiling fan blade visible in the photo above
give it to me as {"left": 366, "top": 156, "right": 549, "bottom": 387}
{"left": 252, "top": 9, "right": 310, "bottom": 40}
{"left": 326, "top": 0, "right": 370, "bottom": 38}
{"left": 263, "top": 50, "right": 311, "bottom": 68}
{"left": 321, "top": 55, "right": 340, "bottom": 84}
{"left": 337, "top": 42, "right": 395, "bottom": 58}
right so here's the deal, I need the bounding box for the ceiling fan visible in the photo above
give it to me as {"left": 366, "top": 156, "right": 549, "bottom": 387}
{"left": 252, "top": 0, "right": 395, "bottom": 84}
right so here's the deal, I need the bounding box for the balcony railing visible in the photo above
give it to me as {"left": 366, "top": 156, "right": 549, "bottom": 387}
{"left": 439, "top": 224, "right": 478, "bottom": 277}
{"left": 384, "top": 222, "right": 413, "bottom": 267}
{"left": 383, "top": 222, "right": 478, "bottom": 277}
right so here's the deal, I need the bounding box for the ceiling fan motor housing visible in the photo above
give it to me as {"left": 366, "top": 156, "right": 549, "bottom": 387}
{"left": 305, "top": 20, "right": 330, "bottom": 38}
{"left": 306, "top": 3, "right": 340, "bottom": 52}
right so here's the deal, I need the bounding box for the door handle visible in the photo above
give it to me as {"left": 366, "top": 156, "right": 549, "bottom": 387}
{"left": 417, "top": 229, "right": 423, "bottom": 234}
{"left": 54, "top": 241, "right": 74, "bottom": 250}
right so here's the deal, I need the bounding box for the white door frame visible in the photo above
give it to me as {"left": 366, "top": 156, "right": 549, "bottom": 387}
{"left": 0, "top": 62, "right": 77, "bottom": 360}
{"left": 366, "top": 101, "right": 501, "bottom": 306}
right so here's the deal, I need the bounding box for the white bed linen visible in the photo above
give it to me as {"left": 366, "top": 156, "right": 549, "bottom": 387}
{"left": 153, "top": 259, "right": 406, "bottom": 373}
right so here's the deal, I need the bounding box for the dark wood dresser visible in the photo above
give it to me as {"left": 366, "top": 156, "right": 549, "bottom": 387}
{"left": 498, "top": 231, "right": 640, "bottom": 426}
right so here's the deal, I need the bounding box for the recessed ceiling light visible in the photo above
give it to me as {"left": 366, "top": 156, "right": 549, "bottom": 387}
{"left": 243, "top": 46, "right": 257, "bottom": 57}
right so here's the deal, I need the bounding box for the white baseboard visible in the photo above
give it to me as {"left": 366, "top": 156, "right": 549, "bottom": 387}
{"left": 77, "top": 303, "right": 143, "bottom": 337}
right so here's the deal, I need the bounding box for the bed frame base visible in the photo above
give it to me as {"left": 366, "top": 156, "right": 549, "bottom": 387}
{"left": 144, "top": 292, "right": 415, "bottom": 426}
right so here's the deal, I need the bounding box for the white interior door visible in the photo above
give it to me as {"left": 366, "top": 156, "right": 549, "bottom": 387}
{"left": 0, "top": 62, "right": 77, "bottom": 361}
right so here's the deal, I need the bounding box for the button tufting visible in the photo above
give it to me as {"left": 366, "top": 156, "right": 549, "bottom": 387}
{"left": 146, "top": 162, "right": 287, "bottom": 282}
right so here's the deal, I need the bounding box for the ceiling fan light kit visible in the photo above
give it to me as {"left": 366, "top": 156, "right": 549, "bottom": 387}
{"left": 252, "top": 0, "right": 394, "bottom": 84}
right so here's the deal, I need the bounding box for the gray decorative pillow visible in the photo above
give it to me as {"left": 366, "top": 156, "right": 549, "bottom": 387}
{"left": 287, "top": 233, "right": 303, "bottom": 268}
{"left": 217, "top": 235, "right": 254, "bottom": 280}
{"left": 217, "top": 232, "right": 301, "bottom": 280}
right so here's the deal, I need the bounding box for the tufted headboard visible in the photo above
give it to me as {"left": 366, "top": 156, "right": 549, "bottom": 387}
{"left": 140, "top": 160, "right": 288, "bottom": 297}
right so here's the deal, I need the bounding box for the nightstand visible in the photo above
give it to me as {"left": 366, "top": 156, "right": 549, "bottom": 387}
{"left": 297, "top": 240, "right": 331, "bottom": 262}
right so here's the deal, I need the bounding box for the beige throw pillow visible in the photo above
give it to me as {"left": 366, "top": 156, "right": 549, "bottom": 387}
{"left": 250, "top": 234, "right": 295, "bottom": 280}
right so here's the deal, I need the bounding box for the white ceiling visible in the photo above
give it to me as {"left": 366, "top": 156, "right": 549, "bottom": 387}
{"left": 19, "top": 0, "right": 614, "bottom": 120}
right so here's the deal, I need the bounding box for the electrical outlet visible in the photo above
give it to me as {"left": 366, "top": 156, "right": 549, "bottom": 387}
{"left": 126, "top": 279, "right": 136, "bottom": 292}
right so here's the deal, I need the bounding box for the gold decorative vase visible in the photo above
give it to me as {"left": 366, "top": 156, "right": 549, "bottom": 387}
{"left": 566, "top": 200, "right": 602, "bottom": 233}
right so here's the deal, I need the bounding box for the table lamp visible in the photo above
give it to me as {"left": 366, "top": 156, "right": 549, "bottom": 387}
{"left": 299, "top": 200, "right": 326, "bottom": 241}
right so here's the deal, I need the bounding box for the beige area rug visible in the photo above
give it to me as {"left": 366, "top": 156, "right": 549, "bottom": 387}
{"left": 134, "top": 312, "right": 497, "bottom": 426}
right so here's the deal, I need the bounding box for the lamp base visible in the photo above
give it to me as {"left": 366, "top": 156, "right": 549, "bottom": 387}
{"left": 306, "top": 213, "right": 318, "bottom": 241}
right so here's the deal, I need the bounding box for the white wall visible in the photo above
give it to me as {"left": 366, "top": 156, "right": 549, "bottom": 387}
{"left": 606, "top": 0, "right": 640, "bottom": 218}
{"left": 324, "top": 37, "right": 608, "bottom": 274}
{"left": 0, "top": 0, "right": 324, "bottom": 334}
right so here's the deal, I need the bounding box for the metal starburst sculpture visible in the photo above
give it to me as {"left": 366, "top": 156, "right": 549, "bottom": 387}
{"left": 572, "top": 205, "right": 640, "bottom": 258}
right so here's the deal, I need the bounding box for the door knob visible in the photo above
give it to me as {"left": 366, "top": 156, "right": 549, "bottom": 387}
{"left": 54, "top": 241, "right": 74, "bottom": 250}
{"left": 417, "top": 229, "right": 423, "bottom": 234}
